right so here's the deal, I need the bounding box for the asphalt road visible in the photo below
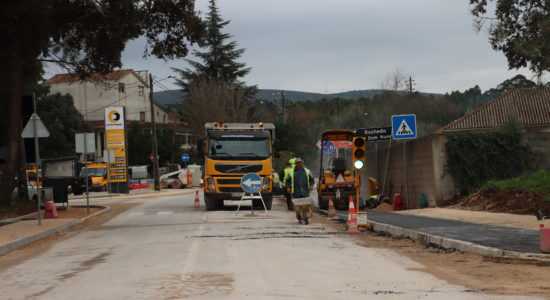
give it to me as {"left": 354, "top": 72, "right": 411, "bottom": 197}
{"left": 0, "top": 193, "right": 539, "bottom": 299}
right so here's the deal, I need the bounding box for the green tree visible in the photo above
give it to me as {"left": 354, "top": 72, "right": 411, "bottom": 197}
{"left": 172, "top": 0, "right": 255, "bottom": 97}
{"left": 127, "top": 123, "right": 153, "bottom": 166}
{"left": 0, "top": 0, "right": 206, "bottom": 206}
{"left": 37, "top": 94, "right": 90, "bottom": 158}
{"left": 470, "top": 0, "right": 550, "bottom": 76}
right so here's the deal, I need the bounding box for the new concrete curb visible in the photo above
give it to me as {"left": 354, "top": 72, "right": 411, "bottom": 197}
{"left": 0, "top": 205, "right": 110, "bottom": 256}
{"left": 320, "top": 209, "right": 550, "bottom": 263}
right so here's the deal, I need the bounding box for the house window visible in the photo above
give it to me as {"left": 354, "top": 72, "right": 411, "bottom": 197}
{"left": 138, "top": 86, "right": 144, "bottom": 96}
{"left": 163, "top": 115, "right": 166, "bottom": 123}
{"left": 118, "top": 83, "right": 125, "bottom": 93}
{"left": 140, "top": 111, "right": 146, "bottom": 122}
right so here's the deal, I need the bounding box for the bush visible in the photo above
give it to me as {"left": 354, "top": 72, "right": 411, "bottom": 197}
{"left": 446, "top": 126, "right": 534, "bottom": 192}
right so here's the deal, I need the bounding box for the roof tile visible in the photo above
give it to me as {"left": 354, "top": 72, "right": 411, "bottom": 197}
{"left": 438, "top": 87, "right": 550, "bottom": 133}
{"left": 44, "top": 69, "right": 134, "bottom": 84}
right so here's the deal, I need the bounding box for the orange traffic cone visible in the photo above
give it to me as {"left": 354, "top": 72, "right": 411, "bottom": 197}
{"left": 327, "top": 196, "right": 336, "bottom": 218}
{"left": 347, "top": 196, "right": 360, "bottom": 233}
{"left": 193, "top": 190, "right": 200, "bottom": 210}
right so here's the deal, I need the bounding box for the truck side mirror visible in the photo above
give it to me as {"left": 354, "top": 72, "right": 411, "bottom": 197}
{"left": 196, "top": 139, "right": 204, "bottom": 155}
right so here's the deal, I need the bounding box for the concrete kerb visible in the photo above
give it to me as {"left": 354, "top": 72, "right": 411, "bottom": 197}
{"left": 69, "top": 188, "right": 195, "bottom": 202}
{"left": 318, "top": 209, "right": 550, "bottom": 264}
{"left": 0, "top": 205, "right": 111, "bottom": 256}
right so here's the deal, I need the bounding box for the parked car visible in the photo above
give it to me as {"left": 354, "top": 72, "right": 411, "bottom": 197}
{"left": 12, "top": 181, "right": 38, "bottom": 202}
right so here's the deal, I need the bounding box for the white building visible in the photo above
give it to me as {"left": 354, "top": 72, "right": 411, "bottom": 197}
{"left": 44, "top": 69, "right": 193, "bottom": 160}
{"left": 44, "top": 69, "right": 169, "bottom": 124}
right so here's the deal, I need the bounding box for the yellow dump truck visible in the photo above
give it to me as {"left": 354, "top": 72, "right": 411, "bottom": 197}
{"left": 199, "top": 122, "right": 278, "bottom": 211}
{"left": 317, "top": 129, "right": 357, "bottom": 210}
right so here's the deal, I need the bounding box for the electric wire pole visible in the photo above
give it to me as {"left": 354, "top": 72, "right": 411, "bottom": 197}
{"left": 149, "top": 73, "right": 160, "bottom": 191}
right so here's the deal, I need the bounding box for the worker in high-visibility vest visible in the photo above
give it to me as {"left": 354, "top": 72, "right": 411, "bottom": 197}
{"left": 282, "top": 162, "right": 294, "bottom": 210}
{"left": 285, "top": 158, "right": 314, "bottom": 223}
{"left": 272, "top": 169, "right": 282, "bottom": 195}
{"left": 288, "top": 154, "right": 296, "bottom": 168}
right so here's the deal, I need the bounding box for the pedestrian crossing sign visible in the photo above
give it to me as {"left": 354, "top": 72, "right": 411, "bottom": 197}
{"left": 391, "top": 114, "right": 417, "bottom": 139}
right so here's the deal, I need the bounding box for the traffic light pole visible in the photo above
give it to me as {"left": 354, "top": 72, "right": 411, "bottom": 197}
{"left": 403, "top": 140, "right": 409, "bottom": 209}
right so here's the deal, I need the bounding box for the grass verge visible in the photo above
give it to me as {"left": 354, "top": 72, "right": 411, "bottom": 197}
{"left": 482, "top": 170, "right": 550, "bottom": 201}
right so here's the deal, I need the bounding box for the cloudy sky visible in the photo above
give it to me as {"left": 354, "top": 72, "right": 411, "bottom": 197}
{"left": 118, "top": 0, "right": 543, "bottom": 94}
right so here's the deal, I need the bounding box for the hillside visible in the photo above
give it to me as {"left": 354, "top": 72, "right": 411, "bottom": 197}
{"left": 153, "top": 88, "right": 443, "bottom": 106}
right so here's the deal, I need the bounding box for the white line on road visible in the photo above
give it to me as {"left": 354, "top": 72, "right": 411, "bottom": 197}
{"left": 128, "top": 211, "right": 144, "bottom": 216}
{"left": 157, "top": 211, "right": 173, "bottom": 215}
{"left": 182, "top": 214, "right": 207, "bottom": 273}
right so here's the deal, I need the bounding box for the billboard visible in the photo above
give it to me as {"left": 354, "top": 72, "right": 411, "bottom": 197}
{"left": 105, "top": 107, "right": 128, "bottom": 184}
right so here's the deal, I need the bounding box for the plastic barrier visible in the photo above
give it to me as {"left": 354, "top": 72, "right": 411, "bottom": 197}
{"left": 540, "top": 224, "right": 550, "bottom": 253}
{"left": 392, "top": 193, "right": 405, "bottom": 211}
{"left": 44, "top": 201, "right": 58, "bottom": 218}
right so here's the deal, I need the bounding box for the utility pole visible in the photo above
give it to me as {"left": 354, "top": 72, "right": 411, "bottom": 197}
{"left": 281, "top": 91, "right": 286, "bottom": 124}
{"left": 149, "top": 73, "right": 160, "bottom": 191}
{"left": 408, "top": 76, "right": 414, "bottom": 102}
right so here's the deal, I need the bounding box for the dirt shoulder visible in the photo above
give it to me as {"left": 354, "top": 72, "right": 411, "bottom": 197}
{"left": 0, "top": 201, "right": 140, "bottom": 272}
{"left": 313, "top": 209, "right": 550, "bottom": 298}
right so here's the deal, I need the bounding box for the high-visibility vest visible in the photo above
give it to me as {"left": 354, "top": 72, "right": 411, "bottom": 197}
{"left": 283, "top": 167, "right": 293, "bottom": 187}
{"left": 289, "top": 158, "right": 296, "bottom": 168}
{"left": 289, "top": 167, "right": 311, "bottom": 194}
{"left": 273, "top": 172, "right": 281, "bottom": 184}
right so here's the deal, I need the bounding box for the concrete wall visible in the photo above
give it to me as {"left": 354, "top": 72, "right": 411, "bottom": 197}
{"left": 47, "top": 72, "right": 169, "bottom": 124}
{"left": 364, "top": 134, "right": 455, "bottom": 208}
{"left": 362, "top": 130, "right": 550, "bottom": 209}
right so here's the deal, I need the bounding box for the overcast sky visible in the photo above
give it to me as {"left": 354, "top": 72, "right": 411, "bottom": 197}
{"left": 119, "top": 1, "right": 543, "bottom": 94}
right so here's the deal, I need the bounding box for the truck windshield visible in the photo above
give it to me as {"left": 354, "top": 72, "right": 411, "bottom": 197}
{"left": 79, "top": 167, "right": 106, "bottom": 177}
{"left": 208, "top": 138, "right": 270, "bottom": 160}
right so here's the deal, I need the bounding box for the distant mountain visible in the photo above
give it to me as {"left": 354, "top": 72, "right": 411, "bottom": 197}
{"left": 153, "top": 89, "right": 184, "bottom": 106}
{"left": 255, "top": 89, "right": 390, "bottom": 102}
{"left": 153, "top": 88, "right": 443, "bottom": 107}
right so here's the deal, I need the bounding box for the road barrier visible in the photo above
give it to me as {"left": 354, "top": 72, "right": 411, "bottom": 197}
{"left": 193, "top": 190, "right": 200, "bottom": 210}
{"left": 347, "top": 196, "right": 359, "bottom": 233}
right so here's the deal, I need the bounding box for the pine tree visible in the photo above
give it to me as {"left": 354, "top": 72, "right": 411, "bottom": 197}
{"left": 172, "top": 0, "right": 256, "bottom": 99}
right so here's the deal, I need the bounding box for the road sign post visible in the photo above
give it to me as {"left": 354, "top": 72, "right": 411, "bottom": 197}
{"left": 21, "top": 94, "right": 50, "bottom": 226}
{"left": 391, "top": 114, "right": 417, "bottom": 210}
{"left": 235, "top": 173, "right": 268, "bottom": 215}
{"left": 181, "top": 154, "right": 190, "bottom": 168}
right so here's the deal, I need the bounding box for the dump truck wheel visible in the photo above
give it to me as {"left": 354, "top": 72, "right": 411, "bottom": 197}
{"left": 318, "top": 195, "right": 328, "bottom": 210}
{"left": 254, "top": 195, "right": 272, "bottom": 210}
{"left": 204, "top": 194, "right": 220, "bottom": 211}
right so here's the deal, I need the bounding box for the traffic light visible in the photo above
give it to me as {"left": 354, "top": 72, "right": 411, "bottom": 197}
{"left": 352, "top": 137, "right": 366, "bottom": 170}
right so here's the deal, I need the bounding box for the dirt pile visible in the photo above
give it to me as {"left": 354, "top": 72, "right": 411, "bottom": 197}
{"left": 448, "top": 188, "right": 550, "bottom": 215}
{"left": 374, "top": 202, "right": 393, "bottom": 212}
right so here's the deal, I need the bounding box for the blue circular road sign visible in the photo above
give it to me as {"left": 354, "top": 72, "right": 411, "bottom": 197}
{"left": 241, "top": 173, "right": 263, "bottom": 193}
{"left": 181, "top": 154, "right": 190, "bottom": 162}
{"left": 322, "top": 141, "right": 335, "bottom": 154}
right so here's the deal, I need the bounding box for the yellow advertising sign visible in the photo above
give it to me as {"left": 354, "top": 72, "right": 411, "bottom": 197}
{"left": 109, "top": 148, "right": 127, "bottom": 182}
{"left": 106, "top": 129, "right": 125, "bottom": 149}
{"left": 105, "top": 107, "right": 127, "bottom": 183}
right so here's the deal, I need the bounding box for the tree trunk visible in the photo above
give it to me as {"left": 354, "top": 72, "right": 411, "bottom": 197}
{"left": 0, "top": 53, "right": 23, "bottom": 206}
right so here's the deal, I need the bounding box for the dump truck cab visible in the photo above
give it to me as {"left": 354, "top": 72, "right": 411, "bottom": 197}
{"left": 200, "top": 122, "right": 277, "bottom": 211}
{"left": 317, "top": 129, "right": 356, "bottom": 210}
